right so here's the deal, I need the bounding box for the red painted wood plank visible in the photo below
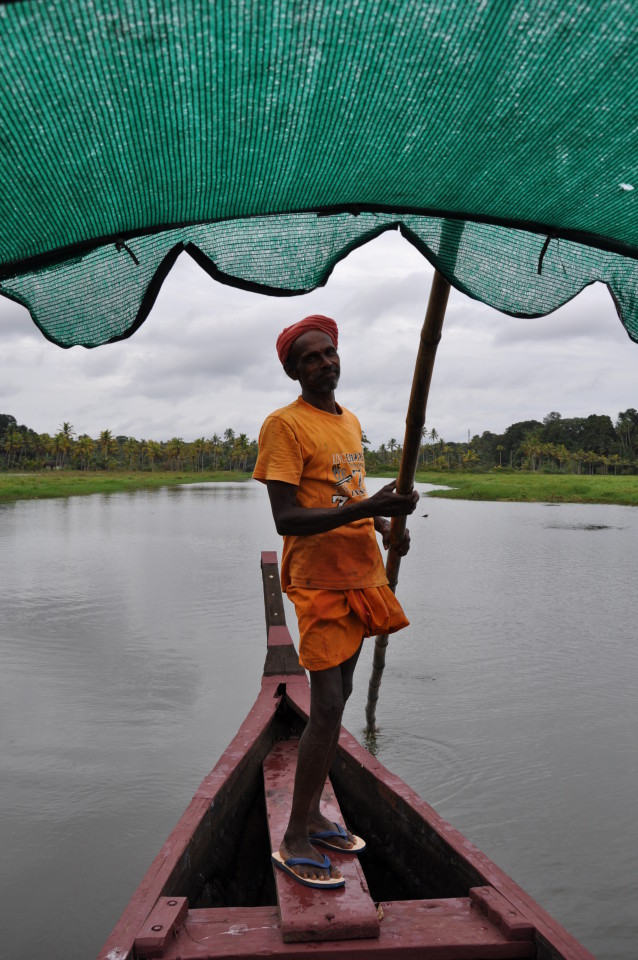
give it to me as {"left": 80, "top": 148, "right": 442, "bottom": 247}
{"left": 470, "top": 887, "right": 534, "bottom": 941}
{"left": 263, "top": 740, "right": 380, "bottom": 943}
{"left": 134, "top": 897, "right": 188, "bottom": 958}
{"left": 268, "top": 624, "right": 295, "bottom": 646}
{"left": 159, "top": 899, "right": 537, "bottom": 959}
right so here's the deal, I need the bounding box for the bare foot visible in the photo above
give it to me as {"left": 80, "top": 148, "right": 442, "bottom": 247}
{"left": 279, "top": 839, "right": 342, "bottom": 881}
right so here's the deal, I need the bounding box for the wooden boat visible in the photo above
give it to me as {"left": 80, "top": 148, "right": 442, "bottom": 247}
{"left": 99, "top": 552, "right": 595, "bottom": 960}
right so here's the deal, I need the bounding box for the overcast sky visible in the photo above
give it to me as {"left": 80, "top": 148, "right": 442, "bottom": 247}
{"left": 1, "top": 229, "right": 637, "bottom": 448}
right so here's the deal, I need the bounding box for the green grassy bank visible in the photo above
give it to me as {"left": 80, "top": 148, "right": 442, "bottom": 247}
{"left": 2, "top": 468, "right": 638, "bottom": 507}
{"left": 411, "top": 470, "right": 638, "bottom": 505}
{"left": 0, "top": 470, "right": 252, "bottom": 503}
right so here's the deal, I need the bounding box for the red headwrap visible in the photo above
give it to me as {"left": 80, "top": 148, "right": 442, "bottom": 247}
{"left": 276, "top": 315, "right": 339, "bottom": 366}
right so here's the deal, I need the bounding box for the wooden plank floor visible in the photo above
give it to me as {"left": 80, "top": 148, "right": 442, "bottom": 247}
{"left": 159, "top": 900, "right": 537, "bottom": 959}
{"left": 263, "top": 739, "right": 380, "bottom": 943}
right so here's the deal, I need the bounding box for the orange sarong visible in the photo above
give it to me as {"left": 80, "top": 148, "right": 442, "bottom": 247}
{"left": 286, "top": 584, "right": 409, "bottom": 672}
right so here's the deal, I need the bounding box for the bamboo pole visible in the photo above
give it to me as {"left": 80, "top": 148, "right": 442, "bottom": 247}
{"left": 364, "top": 268, "right": 451, "bottom": 734}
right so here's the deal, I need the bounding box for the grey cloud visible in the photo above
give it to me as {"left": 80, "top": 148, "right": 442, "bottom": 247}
{"left": 491, "top": 283, "right": 622, "bottom": 346}
{"left": 0, "top": 295, "right": 43, "bottom": 343}
{"left": 342, "top": 270, "right": 431, "bottom": 326}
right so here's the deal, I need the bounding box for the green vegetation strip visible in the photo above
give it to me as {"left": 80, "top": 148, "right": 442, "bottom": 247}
{"left": 413, "top": 471, "right": 638, "bottom": 506}
{"left": 0, "top": 470, "right": 252, "bottom": 503}
{"left": 2, "top": 469, "right": 638, "bottom": 507}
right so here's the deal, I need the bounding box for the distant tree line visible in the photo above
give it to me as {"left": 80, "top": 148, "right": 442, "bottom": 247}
{"left": 364, "top": 409, "right": 638, "bottom": 475}
{"left": 3, "top": 409, "right": 638, "bottom": 475}
{"left": 0, "top": 415, "right": 258, "bottom": 473}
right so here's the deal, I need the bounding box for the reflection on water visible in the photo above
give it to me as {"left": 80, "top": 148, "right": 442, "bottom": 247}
{"left": 1, "top": 482, "right": 637, "bottom": 959}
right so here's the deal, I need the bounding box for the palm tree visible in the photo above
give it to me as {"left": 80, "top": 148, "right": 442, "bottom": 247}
{"left": 3, "top": 428, "right": 24, "bottom": 468}
{"left": 165, "top": 437, "right": 185, "bottom": 470}
{"left": 144, "top": 440, "right": 162, "bottom": 471}
{"left": 232, "top": 433, "right": 250, "bottom": 471}
{"left": 209, "top": 433, "right": 222, "bottom": 469}
{"left": 34, "top": 432, "right": 53, "bottom": 468}
{"left": 573, "top": 449, "right": 585, "bottom": 475}
{"left": 75, "top": 434, "right": 95, "bottom": 470}
{"left": 58, "top": 421, "right": 75, "bottom": 465}
{"left": 223, "top": 428, "right": 235, "bottom": 469}
{"left": 192, "top": 437, "right": 207, "bottom": 471}
{"left": 53, "top": 428, "right": 73, "bottom": 467}
{"left": 608, "top": 453, "right": 621, "bottom": 475}
{"left": 521, "top": 431, "right": 543, "bottom": 471}
{"left": 99, "top": 429, "right": 115, "bottom": 466}
{"left": 583, "top": 450, "right": 599, "bottom": 475}
{"left": 123, "top": 437, "right": 139, "bottom": 469}
{"left": 554, "top": 444, "right": 570, "bottom": 472}
{"left": 461, "top": 449, "right": 479, "bottom": 469}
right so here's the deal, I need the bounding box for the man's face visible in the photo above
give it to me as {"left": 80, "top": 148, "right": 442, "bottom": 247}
{"left": 286, "top": 330, "right": 340, "bottom": 395}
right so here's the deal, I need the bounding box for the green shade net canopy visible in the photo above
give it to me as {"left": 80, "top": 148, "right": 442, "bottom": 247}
{"left": 1, "top": 0, "right": 637, "bottom": 347}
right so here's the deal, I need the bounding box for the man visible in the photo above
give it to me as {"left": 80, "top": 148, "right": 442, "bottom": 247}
{"left": 253, "top": 314, "right": 418, "bottom": 889}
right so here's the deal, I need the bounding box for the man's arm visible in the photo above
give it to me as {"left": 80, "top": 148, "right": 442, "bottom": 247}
{"left": 266, "top": 479, "right": 418, "bottom": 541}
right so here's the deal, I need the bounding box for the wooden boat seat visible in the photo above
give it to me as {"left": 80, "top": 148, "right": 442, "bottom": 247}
{"left": 263, "top": 739, "right": 381, "bottom": 943}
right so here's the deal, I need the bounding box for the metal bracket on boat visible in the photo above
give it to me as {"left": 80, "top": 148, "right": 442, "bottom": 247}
{"left": 134, "top": 896, "right": 188, "bottom": 958}
{"left": 469, "top": 886, "right": 535, "bottom": 942}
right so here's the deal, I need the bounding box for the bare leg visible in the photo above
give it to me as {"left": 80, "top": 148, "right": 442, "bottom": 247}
{"left": 307, "top": 644, "right": 363, "bottom": 849}
{"left": 279, "top": 643, "right": 362, "bottom": 880}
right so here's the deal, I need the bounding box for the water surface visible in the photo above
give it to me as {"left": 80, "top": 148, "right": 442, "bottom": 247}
{"left": 1, "top": 481, "right": 636, "bottom": 959}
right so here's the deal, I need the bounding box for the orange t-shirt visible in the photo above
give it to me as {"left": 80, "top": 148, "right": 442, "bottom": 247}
{"left": 253, "top": 397, "right": 388, "bottom": 591}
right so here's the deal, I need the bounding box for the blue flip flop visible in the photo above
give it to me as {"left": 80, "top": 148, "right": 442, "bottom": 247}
{"left": 309, "top": 822, "right": 366, "bottom": 854}
{"left": 271, "top": 851, "right": 345, "bottom": 889}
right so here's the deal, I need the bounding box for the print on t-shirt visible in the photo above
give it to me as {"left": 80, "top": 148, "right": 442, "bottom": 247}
{"left": 331, "top": 451, "right": 367, "bottom": 506}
